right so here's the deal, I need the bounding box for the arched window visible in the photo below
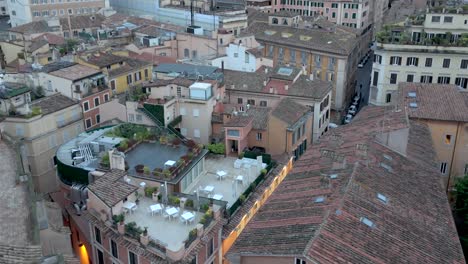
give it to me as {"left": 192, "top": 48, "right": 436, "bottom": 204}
{"left": 272, "top": 17, "right": 279, "bottom": 24}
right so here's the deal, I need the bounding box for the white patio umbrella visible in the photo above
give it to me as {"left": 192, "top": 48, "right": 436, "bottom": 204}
{"left": 140, "top": 182, "right": 146, "bottom": 188}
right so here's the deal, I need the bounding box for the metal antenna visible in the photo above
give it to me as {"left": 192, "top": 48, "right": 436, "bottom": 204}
{"left": 190, "top": 0, "right": 195, "bottom": 27}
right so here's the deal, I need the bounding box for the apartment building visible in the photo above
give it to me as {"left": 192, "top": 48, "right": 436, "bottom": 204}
{"left": 225, "top": 105, "right": 466, "bottom": 264}
{"left": 211, "top": 43, "right": 271, "bottom": 72}
{"left": 241, "top": 12, "right": 371, "bottom": 112}
{"left": 370, "top": 8, "right": 468, "bottom": 105}
{"left": 399, "top": 83, "right": 468, "bottom": 192}
{"left": 40, "top": 62, "right": 111, "bottom": 130}
{"left": 7, "top": 0, "right": 105, "bottom": 27}
{"left": 0, "top": 0, "right": 8, "bottom": 16}
{"left": 1, "top": 93, "right": 83, "bottom": 193}
{"left": 224, "top": 66, "right": 332, "bottom": 143}
{"left": 222, "top": 98, "right": 313, "bottom": 159}
{"left": 0, "top": 82, "right": 31, "bottom": 115}
{"left": 109, "top": 0, "right": 247, "bottom": 35}
{"left": 133, "top": 78, "right": 223, "bottom": 145}
{"left": 77, "top": 51, "right": 152, "bottom": 95}
{"left": 271, "top": 0, "right": 371, "bottom": 29}
{"left": 53, "top": 124, "right": 248, "bottom": 263}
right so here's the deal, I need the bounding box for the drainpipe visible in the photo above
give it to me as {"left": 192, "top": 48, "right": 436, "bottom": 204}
{"left": 446, "top": 121, "right": 461, "bottom": 193}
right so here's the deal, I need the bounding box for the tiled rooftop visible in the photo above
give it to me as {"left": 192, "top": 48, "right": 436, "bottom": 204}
{"left": 88, "top": 170, "right": 138, "bottom": 207}
{"left": 241, "top": 14, "right": 362, "bottom": 55}
{"left": 31, "top": 93, "right": 78, "bottom": 116}
{"left": 225, "top": 67, "right": 331, "bottom": 100}
{"left": 49, "top": 64, "right": 102, "bottom": 81}
{"left": 228, "top": 106, "right": 465, "bottom": 263}
{"left": 400, "top": 83, "right": 468, "bottom": 122}
{"left": 271, "top": 98, "right": 310, "bottom": 126}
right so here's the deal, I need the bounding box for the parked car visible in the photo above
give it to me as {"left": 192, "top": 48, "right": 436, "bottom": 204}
{"left": 329, "top": 123, "right": 339, "bottom": 128}
{"left": 348, "top": 105, "right": 357, "bottom": 115}
{"left": 344, "top": 114, "right": 353, "bottom": 124}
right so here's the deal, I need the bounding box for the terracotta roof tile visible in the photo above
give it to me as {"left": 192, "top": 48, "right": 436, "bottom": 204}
{"left": 228, "top": 106, "right": 465, "bottom": 263}
{"left": 400, "top": 83, "right": 468, "bottom": 122}
{"left": 271, "top": 97, "right": 310, "bottom": 126}
{"left": 87, "top": 169, "right": 138, "bottom": 207}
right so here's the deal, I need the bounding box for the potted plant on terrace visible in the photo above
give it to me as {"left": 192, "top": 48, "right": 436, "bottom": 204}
{"left": 172, "top": 137, "right": 181, "bottom": 148}
{"left": 143, "top": 166, "right": 150, "bottom": 175}
{"left": 135, "top": 164, "right": 144, "bottom": 174}
{"left": 152, "top": 167, "right": 163, "bottom": 177}
{"left": 163, "top": 169, "right": 171, "bottom": 179}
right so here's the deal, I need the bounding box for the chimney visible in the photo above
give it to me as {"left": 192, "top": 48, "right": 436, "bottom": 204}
{"left": 274, "top": 88, "right": 278, "bottom": 94}
{"left": 263, "top": 80, "right": 267, "bottom": 86}
{"left": 285, "top": 84, "right": 289, "bottom": 90}
{"left": 264, "top": 67, "right": 268, "bottom": 74}
{"left": 269, "top": 87, "right": 273, "bottom": 93}
{"left": 243, "top": 84, "right": 247, "bottom": 89}
{"left": 309, "top": 74, "right": 314, "bottom": 81}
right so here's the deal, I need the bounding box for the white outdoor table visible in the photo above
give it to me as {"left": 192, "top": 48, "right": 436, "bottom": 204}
{"left": 181, "top": 212, "right": 195, "bottom": 224}
{"left": 166, "top": 207, "right": 178, "bottom": 219}
{"left": 165, "top": 160, "right": 176, "bottom": 167}
{"left": 150, "top": 204, "right": 162, "bottom": 215}
{"left": 123, "top": 201, "right": 136, "bottom": 214}
{"left": 212, "top": 194, "right": 223, "bottom": 200}
{"left": 216, "top": 170, "right": 227, "bottom": 180}
{"left": 204, "top": 185, "right": 215, "bottom": 194}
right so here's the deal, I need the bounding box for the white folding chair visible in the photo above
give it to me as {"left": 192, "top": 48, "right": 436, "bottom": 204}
{"left": 131, "top": 205, "right": 138, "bottom": 214}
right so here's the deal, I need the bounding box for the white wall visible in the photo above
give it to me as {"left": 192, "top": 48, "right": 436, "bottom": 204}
{"left": 371, "top": 44, "right": 468, "bottom": 105}
{"left": 212, "top": 44, "right": 257, "bottom": 72}
{"left": 0, "top": 0, "right": 8, "bottom": 15}
{"left": 99, "top": 98, "right": 127, "bottom": 123}
{"left": 7, "top": 0, "right": 32, "bottom": 27}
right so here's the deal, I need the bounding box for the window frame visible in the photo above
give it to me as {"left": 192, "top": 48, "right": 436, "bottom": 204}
{"left": 83, "top": 101, "right": 90, "bottom": 112}
{"left": 389, "top": 73, "right": 398, "bottom": 84}
{"left": 128, "top": 250, "right": 138, "bottom": 264}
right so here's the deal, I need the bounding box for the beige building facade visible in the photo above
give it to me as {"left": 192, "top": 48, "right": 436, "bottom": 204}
{"left": 400, "top": 83, "right": 468, "bottom": 192}
{"left": 0, "top": 94, "right": 83, "bottom": 193}
{"left": 7, "top": 0, "right": 105, "bottom": 27}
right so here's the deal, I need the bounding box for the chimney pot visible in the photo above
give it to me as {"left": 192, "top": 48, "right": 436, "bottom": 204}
{"left": 263, "top": 80, "right": 267, "bottom": 86}
{"left": 269, "top": 87, "right": 273, "bottom": 93}
{"left": 309, "top": 74, "right": 314, "bottom": 81}
{"left": 285, "top": 84, "right": 289, "bottom": 90}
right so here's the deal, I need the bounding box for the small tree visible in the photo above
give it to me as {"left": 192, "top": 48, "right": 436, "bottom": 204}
{"left": 454, "top": 175, "right": 468, "bottom": 255}
{"left": 35, "top": 86, "right": 45, "bottom": 97}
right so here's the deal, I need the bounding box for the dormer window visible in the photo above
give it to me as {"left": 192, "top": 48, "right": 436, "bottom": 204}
{"left": 282, "top": 18, "right": 288, "bottom": 25}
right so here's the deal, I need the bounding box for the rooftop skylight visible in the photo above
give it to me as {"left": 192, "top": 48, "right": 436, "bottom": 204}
{"left": 329, "top": 174, "right": 338, "bottom": 179}
{"left": 315, "top": 196, "right": 325, "bottom": 203}
{"left": 377, "top": 193, "right": 388, "bottom": 203}
{"left": 408, "top": 92, "right": 417, "bottom": 98}
{"left": 360, "top": 217, "right": 375, "bottom": 228}
{"left": 277, "top": 67, "right": 293, "bottom": 76}
{"left": 409, "top": 102, "right": 418, "bottom": 108}
{"left": 264, "top": 30, "right": 276, "bottom": 35}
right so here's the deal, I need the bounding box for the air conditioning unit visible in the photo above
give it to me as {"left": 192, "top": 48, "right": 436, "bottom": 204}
{"left": 142, "top": 37, "right": 160, "bottom": 47}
